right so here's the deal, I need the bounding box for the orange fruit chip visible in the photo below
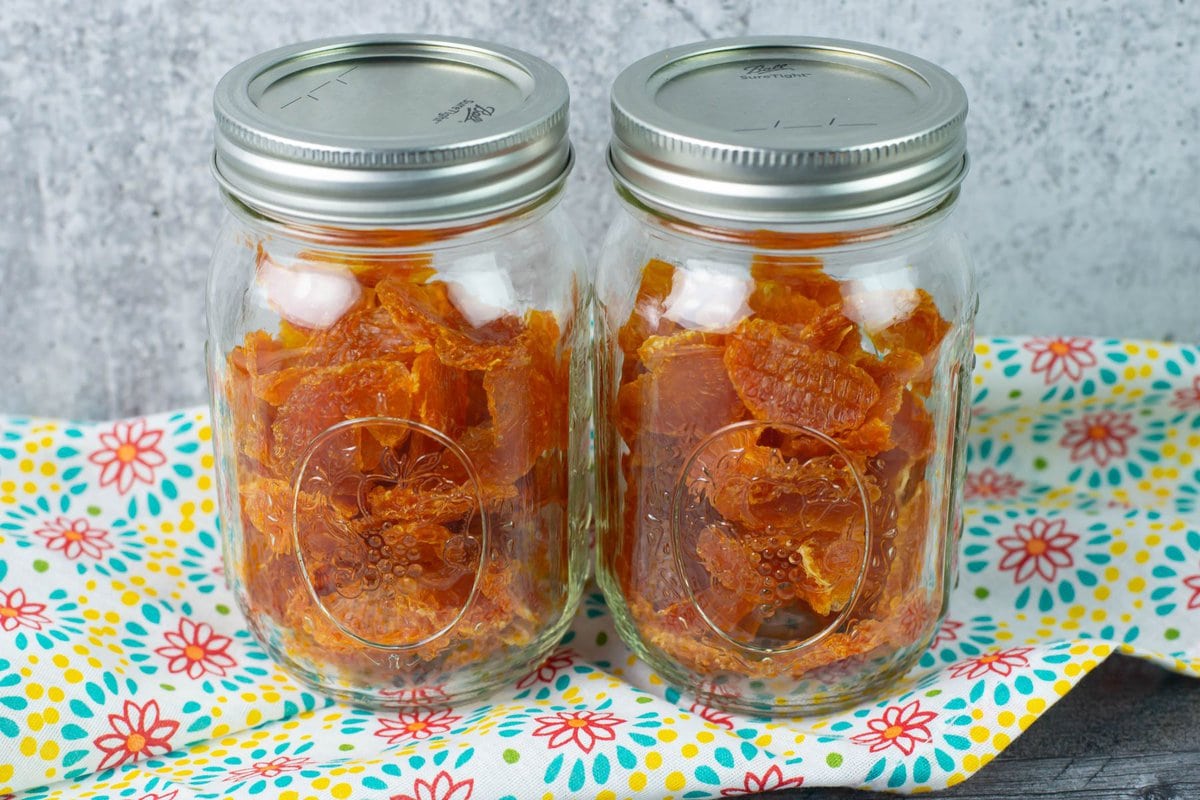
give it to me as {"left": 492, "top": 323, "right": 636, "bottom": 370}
{"left": 306, "top": 302, "right": 427, "bottom": 368}
{"left": 460, "top": 357, "right": 560, "bottom": 486}
{"left": 725, "top": 317, "right": 879, "bottom": 436}
{"left": 618, "top": 332, "right": 745, "bottom": 442}
{"left": 367, "top": 474, "right": 516, "bottom": 526}
{"left": 871, "top": 289, "right": 951, "bottom": 361}
{"left": 891, "top": 392, "right": 935, "bottom": 460}
{"left": 696, "top": 521, "right": 863, "bottom": 619}
{"left": 617, "top": 259, "right": 679, "bottom": 358}
{"left": 840, "top": 349, "right": 924, "bottom": 455}
{"left": 751, "top": 255, "right": 843, "bottom": 306}
{"left": 636, "top": 330, "right": 725, "bottom": 366}
{"left": 492, "top": 358, "right": 560, "bottom": 476}
{"left": 375, "top": 277, "right": 463, "bottom": 346}
{"left": 524, "top": 309, "right": 563, "bottom": 373}
{"left": 232, "top": 329, "right": 307, "bottom": 376}
{"left": 304, "top": 519, "right": 478, "bottom": 646}
{"left": 272, "top": 359, "right": 414, "bottom": 473}
{"left": 320, "top": 252, "right": 435, "bottom": 289}
{"left": 794, "top": 305, "right": 859, "bottom": 352}
{"left": 410, "top": 351, "right": 471, "bottom": 439}
{"left": 700, "top": 447, "right": 872, "bottom": 533}
{"left": 240, "top": 476, "right": 344, "bottom": 553}
{"left": 377, "top": 276, "right": 525, "bottom": 370}
{"left": 749, "top": 280, "right": 824, "bottom": 325}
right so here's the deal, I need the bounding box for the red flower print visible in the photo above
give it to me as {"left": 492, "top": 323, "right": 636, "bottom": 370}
{"left": 850, "top": 699, "right": 937, "bottom": 756}
{"left": 997, "top": 517, "right": 1079, "bottom": 583}
{"left": 88, "top": 419, "right": 167, "bottom": 494}
{"left": 154, "top": 618, "right": 236, "bottom": 679}
{"left": 1183, "top": 568, "right": 1200, "bottom": 610}
{"left": 896, "top": 596, "right": 933, "bottom": 641}
{"left": 139, "top": 791, "right": 179, "bottom": 800}
{"left": 93, "top": 699, "right": 180, "bottom": 771}
{"left": 1172, "top": 376, "right": 1200, "bottom": 411}
{"left": 720, "top": 765, "right": 804, "bottom": 796}
{"left": 1024, "top": 337, "right": 1097, "bottom": 384}
{"left": 380, "top": 685, "right": 450, "bottom": 706}
{"left": 689, "top": 701, "right": 735, "bottom": 730}
{"left": 0, "top": 588, "right": 51, "bottom": 632}
{"left": 963, "top": 468, "right": 1024, "bottom": 502}
{"left": 374, "top": 709, "right": 462, "bottom": 743}
{"left": 948, "top": 646, "right": 1034, "bottom": 680}
{"left": 226, "top": 755, "right": 312, "bottom": 782}
{"left": 530, "top": 710, "right": 625, "bottom": 754}
{"left": 389, "top": 770, "right": 473, "bottom": 800}
{"left": 931, "top": 618, "right": 962, "bottom": 648}
{"left": 1059, "top": 411, "right": 1138, "bottom": 468}
{"left": 34, "top": 516, "right": 114, "bottom": 560}
{"left": 516, "top": 648, "right": 577, "bottom": 689}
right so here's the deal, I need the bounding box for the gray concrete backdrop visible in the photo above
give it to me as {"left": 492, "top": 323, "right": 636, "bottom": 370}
{"left": 1, "top": 0, "right": 1198, "bottom": 419}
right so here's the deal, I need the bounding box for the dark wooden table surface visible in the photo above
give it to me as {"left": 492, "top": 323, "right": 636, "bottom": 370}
{"left": 754, "top": 655, "right": 1199, "bottom": 800}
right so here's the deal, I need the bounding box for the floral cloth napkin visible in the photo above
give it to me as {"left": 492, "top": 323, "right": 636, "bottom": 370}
{"left": 0, "top": 336, "right": 1197, "bottom": 800}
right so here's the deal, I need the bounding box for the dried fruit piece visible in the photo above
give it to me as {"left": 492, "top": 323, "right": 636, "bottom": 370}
{"left": 228, "top": 329, "right": 316, "bottom": 467}
{"left": 308, "top": 252, "right": 436, "bottom": 289}
{"left": 840, "top": 349, "right": 924, "bottom": 456}
{"left": 749, "top": 280, "right": 824, "bottom": 325}
{"left": 725, "top": 318, "right": 878, "bottom": 435}
{"left": 306, "top": 302, "right": 428, "bottom": 368}
{"left": 240, "top": 477, "right": 335, "bottom": 555}
{"left": 524, "top": 309, "right": 563, "bottom": 373}
{"left": 377, "top": 277, "right": 524, "bottom": 370}
{"left": 636, "top": 330, "right": 725, "bottom": 367}
{"left": 795, "top": 305, "right": 859, "bottom": 353}
{"left": 618, "top": 332, "right": 744, "bottom": 442}
{"left": 410, "top": 351, "right": 471, "bottom": 440}
{"left": 697, "top": 447, "right": 873, "bottom": 535}
{"left": 891, "top": 392, "right": 935, "bottom": 460}
{"left": 870, "top": 289, "right": 951, "bottom": 373}
{"left": 493, "top": 355, "right": 561, "bottom": 458}
{"left": 751, "top": 255, "right": 844, "bottom": 307}
{"left": 232, "top": 329, "right": 308, "bottom": 377}
{"left": 366, "top": 481, "right": 480, "bottom": 527}
{"left": 375, "top": 277, "right": 464, "bottom": 346}
{"left": 272, "top": 359, "right": 414, "bottom": 473}
{"left": 303, "top": 518, "right": 478, "bottom": 648}
{"left": 617, "top": 259, "right": 679, "bottom": 359}
{"left": 457, "top": 344, "right": 562, "bottom": 486}
{"left": 696, "top": 521, "right": 864, "bottom": 620}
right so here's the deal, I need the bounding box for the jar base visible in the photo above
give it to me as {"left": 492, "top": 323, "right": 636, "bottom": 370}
{"left": 685, "top": 651, "right": 928, "bottom": 718}
{"left": 240, "top": 604, "right": 578, "bottom": 711}
{"left": 605, "top": 583, "right": 936, "bottom": 718}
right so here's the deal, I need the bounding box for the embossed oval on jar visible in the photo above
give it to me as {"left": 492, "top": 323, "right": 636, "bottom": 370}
{"left": 670, "top": 420, "right": 874, "bottom": 653}
{"left": 291, "top": 416, "right": 488, "bottom": 650}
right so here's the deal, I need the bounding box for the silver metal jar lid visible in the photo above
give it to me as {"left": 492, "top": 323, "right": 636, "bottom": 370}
{"left": 608, "top": 36, "right": 968, "bottom": 224}
{"left": 213, "top": 35, "right": 572, "bottom": 225}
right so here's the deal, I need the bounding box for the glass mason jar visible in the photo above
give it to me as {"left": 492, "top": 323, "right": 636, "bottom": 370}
{"left": 595, "top": 37, "right": 977, "bottom": 715}
{"left": 205, "top": 36, "right": 590, "bottom": 708}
